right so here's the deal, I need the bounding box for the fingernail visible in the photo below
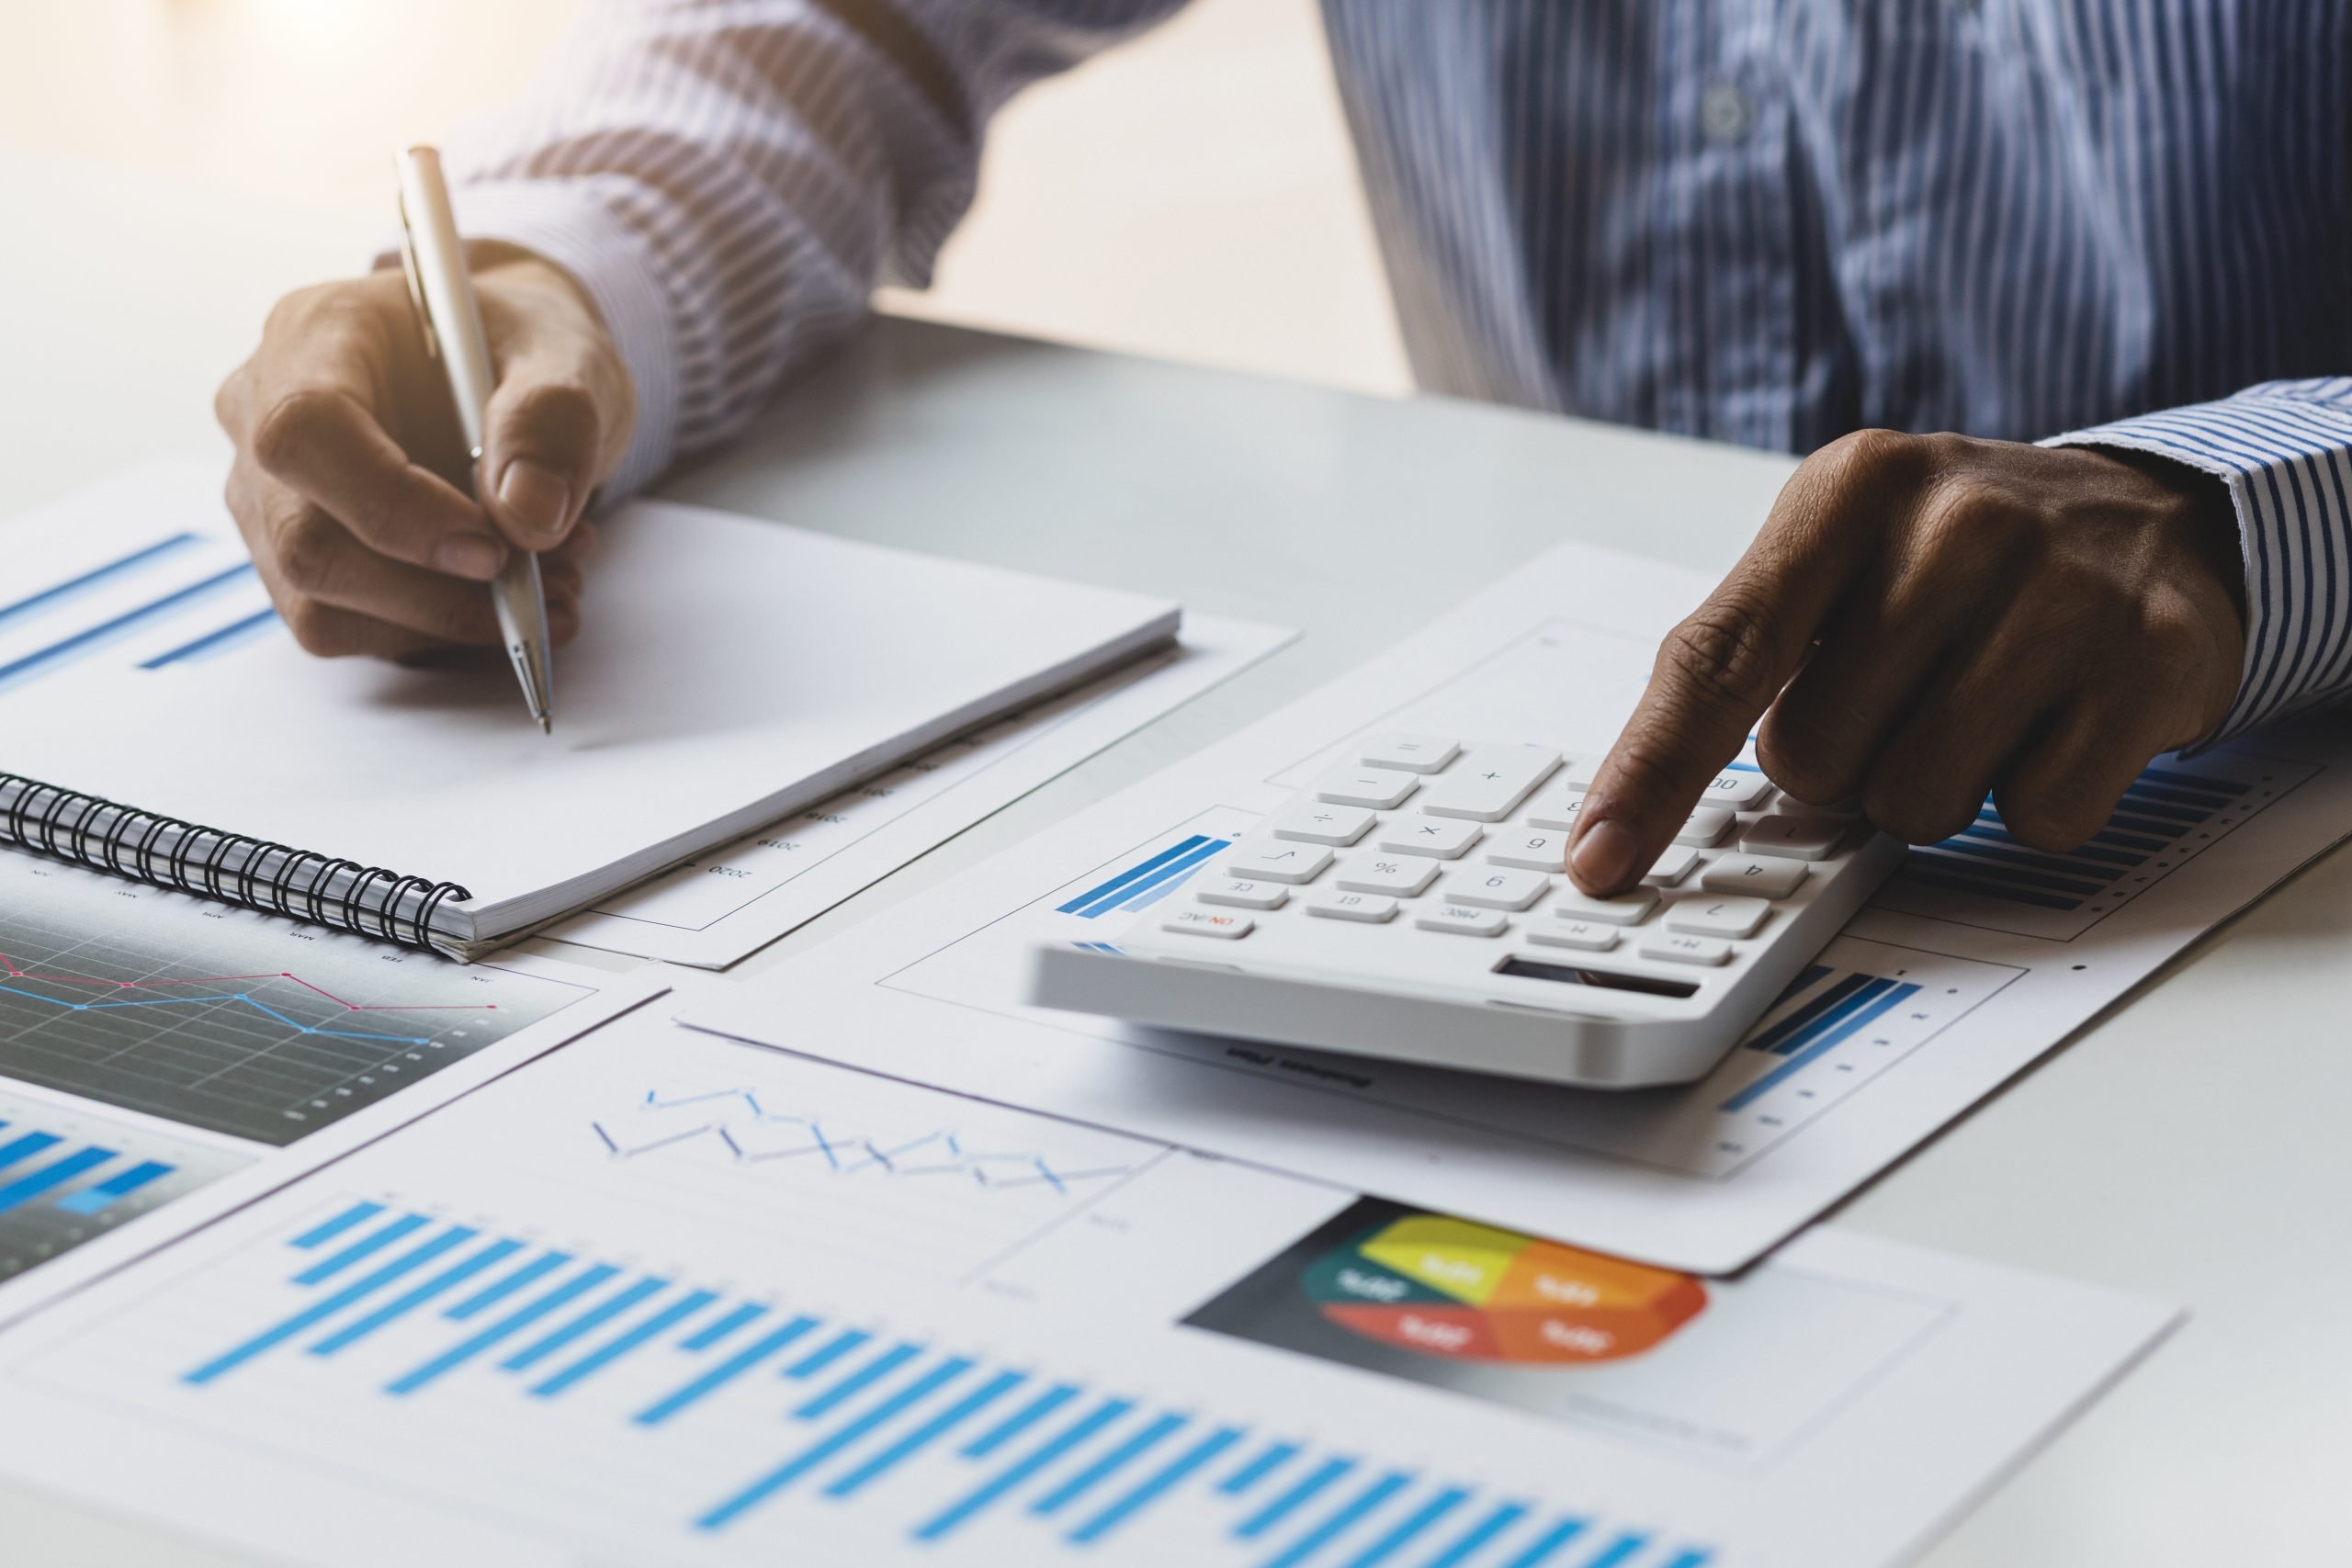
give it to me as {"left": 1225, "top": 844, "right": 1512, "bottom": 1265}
{"left": 433, "top": 533, "right": 506, "bottom": 581}
{"left": 498, "top": 459, "right": 572, "bottom": 543}
{"left": 1571, "top": 818, "right": 1640, "bottom": 890}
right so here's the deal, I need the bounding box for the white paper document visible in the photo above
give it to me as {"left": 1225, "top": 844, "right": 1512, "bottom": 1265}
{"left": 0, "top": 1013, "right": 2175, "bottom": 1568}
{"left": 0, "top": 852, "right": 662, "bottom": 1325}
{"left": 685, "top": 541, "right": 2352, "bottom": 1273}
{"left": 0, "top": 465, "right": 1180, "bottom": 947}
{"left": 549, "top": 615, "right": 1293, "bottom": 966}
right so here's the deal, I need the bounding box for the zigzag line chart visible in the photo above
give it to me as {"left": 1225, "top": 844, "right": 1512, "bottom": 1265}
{"left": 591, "top": 1089, "right": 1135, "bottom": 1196}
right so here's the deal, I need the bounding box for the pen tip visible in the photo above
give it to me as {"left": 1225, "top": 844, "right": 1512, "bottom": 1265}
{"left": 537, "top": 715, "right": 552, "bottom": 736}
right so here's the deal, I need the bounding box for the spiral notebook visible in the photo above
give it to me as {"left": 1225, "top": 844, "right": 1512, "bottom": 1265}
{"left": 0, "top": 466, "right": 1180, "bottom": 957}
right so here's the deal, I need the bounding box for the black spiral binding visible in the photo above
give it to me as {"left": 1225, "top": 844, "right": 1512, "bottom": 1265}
{"left": 0, "top": 773, "right": 471, "bottom": 953}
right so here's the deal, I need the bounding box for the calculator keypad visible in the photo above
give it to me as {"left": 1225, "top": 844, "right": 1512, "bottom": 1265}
{"left": 1150, "top": 734, "right": 1862, "bottom": 995}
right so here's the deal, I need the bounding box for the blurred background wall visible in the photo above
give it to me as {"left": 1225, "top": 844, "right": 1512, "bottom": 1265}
{"left": 0, "top": 0, "right": 1409, "bottom": 395}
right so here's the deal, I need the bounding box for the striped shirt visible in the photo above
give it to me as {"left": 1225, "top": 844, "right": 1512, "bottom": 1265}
{"left": 441, "top": 0, "right": 2352, "bottom": 740}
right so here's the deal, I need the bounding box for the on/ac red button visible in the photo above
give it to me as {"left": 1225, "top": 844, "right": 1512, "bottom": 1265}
{"left": 1161, "top": 908, "right": 1254, "bottom": 940}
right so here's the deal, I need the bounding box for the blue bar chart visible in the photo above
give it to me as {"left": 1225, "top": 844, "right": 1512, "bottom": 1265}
{"left": 1057, "top": 834, "right": 1235, "bottom": 919}
{"left": 166, "top": 1197, "right": 1714, "bottom": 1567}
{"left": 1875, "top": 751, "right": 2313, "bottom": 940}
{"left": 0, "top": 1089, "right": 249, "bottom": 1283}
{"left": 0, "top": 528, "right": 280, "bottom": 694}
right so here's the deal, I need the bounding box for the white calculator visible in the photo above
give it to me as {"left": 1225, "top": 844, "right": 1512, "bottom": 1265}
{"left": 1026, "top": 736, "right": 1906, "bottom": 1089}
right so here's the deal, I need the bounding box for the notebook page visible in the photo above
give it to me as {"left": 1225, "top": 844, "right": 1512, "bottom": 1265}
{"left": 0, "top": 479, "right": 1177, "bottom": 931}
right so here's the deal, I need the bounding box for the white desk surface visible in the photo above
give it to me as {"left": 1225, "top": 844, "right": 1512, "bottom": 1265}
{"left": 2, "top": 144, "right": 2345, "bottom": 1566}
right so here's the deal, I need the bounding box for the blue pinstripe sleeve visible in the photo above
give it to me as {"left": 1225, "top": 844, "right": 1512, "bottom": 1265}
{"left": 422, "top": 0, "right": 1182, "bottom": 500}
{"left": 2045, "top": 379, "right": 2352, "bottom": 742}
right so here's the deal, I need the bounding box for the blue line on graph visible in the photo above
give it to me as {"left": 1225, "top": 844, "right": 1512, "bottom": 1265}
{"left": 0, "top": 1132, "right": 62, "bottom": 1171}
{"left": 1099, "top": 839, "right": 1229, "bottom": 917}
{"left": 291, "top": 1202, "right": 384, "bottom": 1250}
{"left": 141, "top": 605, "right": 280, "bottom": 669}
{"left": 1722, "top": 981, "right": 1917, "bottom": 1111}
{"left": 1238, "top": 1455, "right": 1356, "bottom": 1539}
{"left": 446, "top": 1251, "right": 571, "bottom": 1320}
{"left": 1031, "top": 1412, "right": 1186, "bottom": 1516}
{"left": 310, "top": 1237, "right": 515, "bottom": 1357}
{"left": 695, "top": 1357, "right": 974, "bottom": 1531}
{"left": 0, "top": 983, "right": 436, "bottom": 1047}
{"left": 1068, "top": 1426, "right": 1242, "bottom": 1545}
{"left": 637, "top": 1316, "right": 820, "bottom": 1427}
{"left": 1059, "top": 836, "right": 1216, "bottom": 915}
{"left": 295, "top": 1213, "right": 431, "bottom": 1285}
{"left": 796, "top": 1342, "right": 922, "bottom": 1418}
{"left": 1221, "top": 1440, "right": 1300, "bottom": 1495}
{"left": 1422, "top": 1502, "right": 1531, "bottom": 1568}
{"left": 915, "top": 1397, "right": 1135, "bottom": 1542}
{"left": 1742, "top": 973, "right": 1869, "bottom": 1055}
{"left": 1764, "top": 976, "right": 1898, "bottom": 1057}
{"left": 0, "top": 561, "right": 256, "bottom": 690}
{"left": 682, "top": 1302, "right": 766, "bottom": 1351}
{"left": 1262, "top": 1470, "right": 1415, "bottom": 1568}
{"left": 533, "top": 1288, "right": 717, "bottom": 1397}
{"left": 1340, "top": 1483, "right": 1468, "bottom": 1567}
{"left": 964, "top": 1382, "right": 1080, "bottom": 1458}
{"left": 1657, "top": 1551, "right": 1716, "bottom": 1568}
{"left": 188, "top": 1225, "right": 476, "bottom": 1385}
{"left": 56, "top": 1158, "right": 175, "bottom": 1214}
{"left": 501, "top": 1276, "right": 669, "bottom": 1371}
{"left": 825, "top": 1369, "right": 1026, "bottom": 1498}
{"left": 0, "top": 534, "right": 200, "bottom": 628}
{"left": 785, "top": 1327, "right": 871, "bottom": 1382}
{"left": 0, "top": 1146, "right": 118, "bottom": 1214}
{"left": 386, "top": 1264, "right": 618, "bottom": 1394}
{"left": 1499, "top": 1518, "right": 1596, "bottom": 1567}
{"left": 1916, "top": 838, "right": 2113, "bottom": 890}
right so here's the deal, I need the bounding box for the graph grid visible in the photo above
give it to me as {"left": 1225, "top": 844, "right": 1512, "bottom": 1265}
{"left": 0, "top": 865, "right": 585, "bottom": 1145}
{"left": 175, "top": 1199, "right": 1716, "bottom": 1567}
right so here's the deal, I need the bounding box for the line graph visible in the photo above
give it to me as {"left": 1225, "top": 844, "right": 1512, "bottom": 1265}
{"left": 0, "top": 858, "right": 587, "bottom": 1145}
{"left": 592, "top": 1088, "right": 1133, "bottom": 1195}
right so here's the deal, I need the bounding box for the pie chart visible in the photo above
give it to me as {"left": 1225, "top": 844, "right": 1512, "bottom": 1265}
{"left": 1304, "top": 1213, "right": 1707, "bottom": 1364}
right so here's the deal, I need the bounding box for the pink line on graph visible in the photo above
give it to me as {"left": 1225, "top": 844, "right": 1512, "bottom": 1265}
{"left": 0, "top": 953, "right": 496, "bottom": 1012}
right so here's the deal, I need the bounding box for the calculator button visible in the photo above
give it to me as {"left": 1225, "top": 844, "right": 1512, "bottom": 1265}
{"left": 1702, "top": 770, "right": 1776, "bottom": 809}
{"left": 1446, "top": 867, "right": 1549, "bottom": 910}
{"left": 1643, "top": 845, "right": 1702, "bottom": 886}
{"left": 1336, "top": 857, "right": 1440, "bottom": 897}
{"left": 1415, "top": 904, "right": 1510, "bottom": 937}
{"left": 1485, "top": 828, "right": 1567, "bottom": 872}
{"left": 1674, "top": 806, "right": 1736, "bottom": 847}
{"left": 1522, "top": 788, "right": 1587, "bottom": 830}
{"left": 1219, "top": 841, "right": 1334, "bottom": 884}
{"left": 1163, "top": 908, "right": 1253, "bottom": 939}
{"left": 1418, "top": 745, "right": 1560, "bottom": 822}
{"left": 1739, "top": 814, "right": 1846, "bottom": 862}
{"left": 1550, "top": 886, "right": 1659, "bottom": 925}
{"left": 1306, "top": 890, "right": 1399, "bottom": 923}
{"left": 1360, "top": 734, "right": 1460, "bottom": 774}
{"left": 1561, "top": 756, "right": 1602, "bottom": 791}
{"left": 1271, "top": 802, "right": 1376, "bottom": 846}
{"left": 1196, "top": 878, "right": 1288, "bottom": 910}
{"left": 1665, "top": 895, "right": 1772, "bottom": 940}
{"left": 1313, "top": 766, "right": 1419, "bottom": 809}
{"left": 1377, "top": 815, "right": 1483, "bottom": 859}
{"left": 1640, "top": 932, "right": 1732, "bottom": 965}
{"left": 1700, "top": 854, "right": 1808, "bottom": 898}
{"left": 1529, "top": 920, "right": 1618, "bottom": 952}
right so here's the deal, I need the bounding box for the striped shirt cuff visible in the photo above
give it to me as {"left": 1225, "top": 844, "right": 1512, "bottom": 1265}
{"left": 377, "top": 178, "right": 682, "bottom": 504}
{"left": 2045, "top": 379, "right": 2352, "bottom": 742}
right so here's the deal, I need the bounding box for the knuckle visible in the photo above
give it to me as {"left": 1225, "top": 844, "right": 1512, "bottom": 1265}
{"left": 274, "top": 513, "right": 345, "bottom": 595}
{"left": 1863, "top": 786, "right": 1977, "bottom": 846}
{"left": 507, "top": 379, "right": 602, "bottom": 454}
{"left": 279, "top": 599, "right": 348, "bottom": 657}
{"left": 249, "top": 388, "right": 342, "bottom": 474}
{"left": 1658, "top": 595, "right": 1784, "bottom": 712}
{"left": 1992, "top": 791, "right": 2101, "bottom": 854}
{"left": 1817, "top": 426, "right": 1920, "bottom": 490}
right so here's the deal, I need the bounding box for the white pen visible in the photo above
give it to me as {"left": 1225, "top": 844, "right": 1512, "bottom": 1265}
{"left": 394, "top": 145, "right": 555, "bottom": 734}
